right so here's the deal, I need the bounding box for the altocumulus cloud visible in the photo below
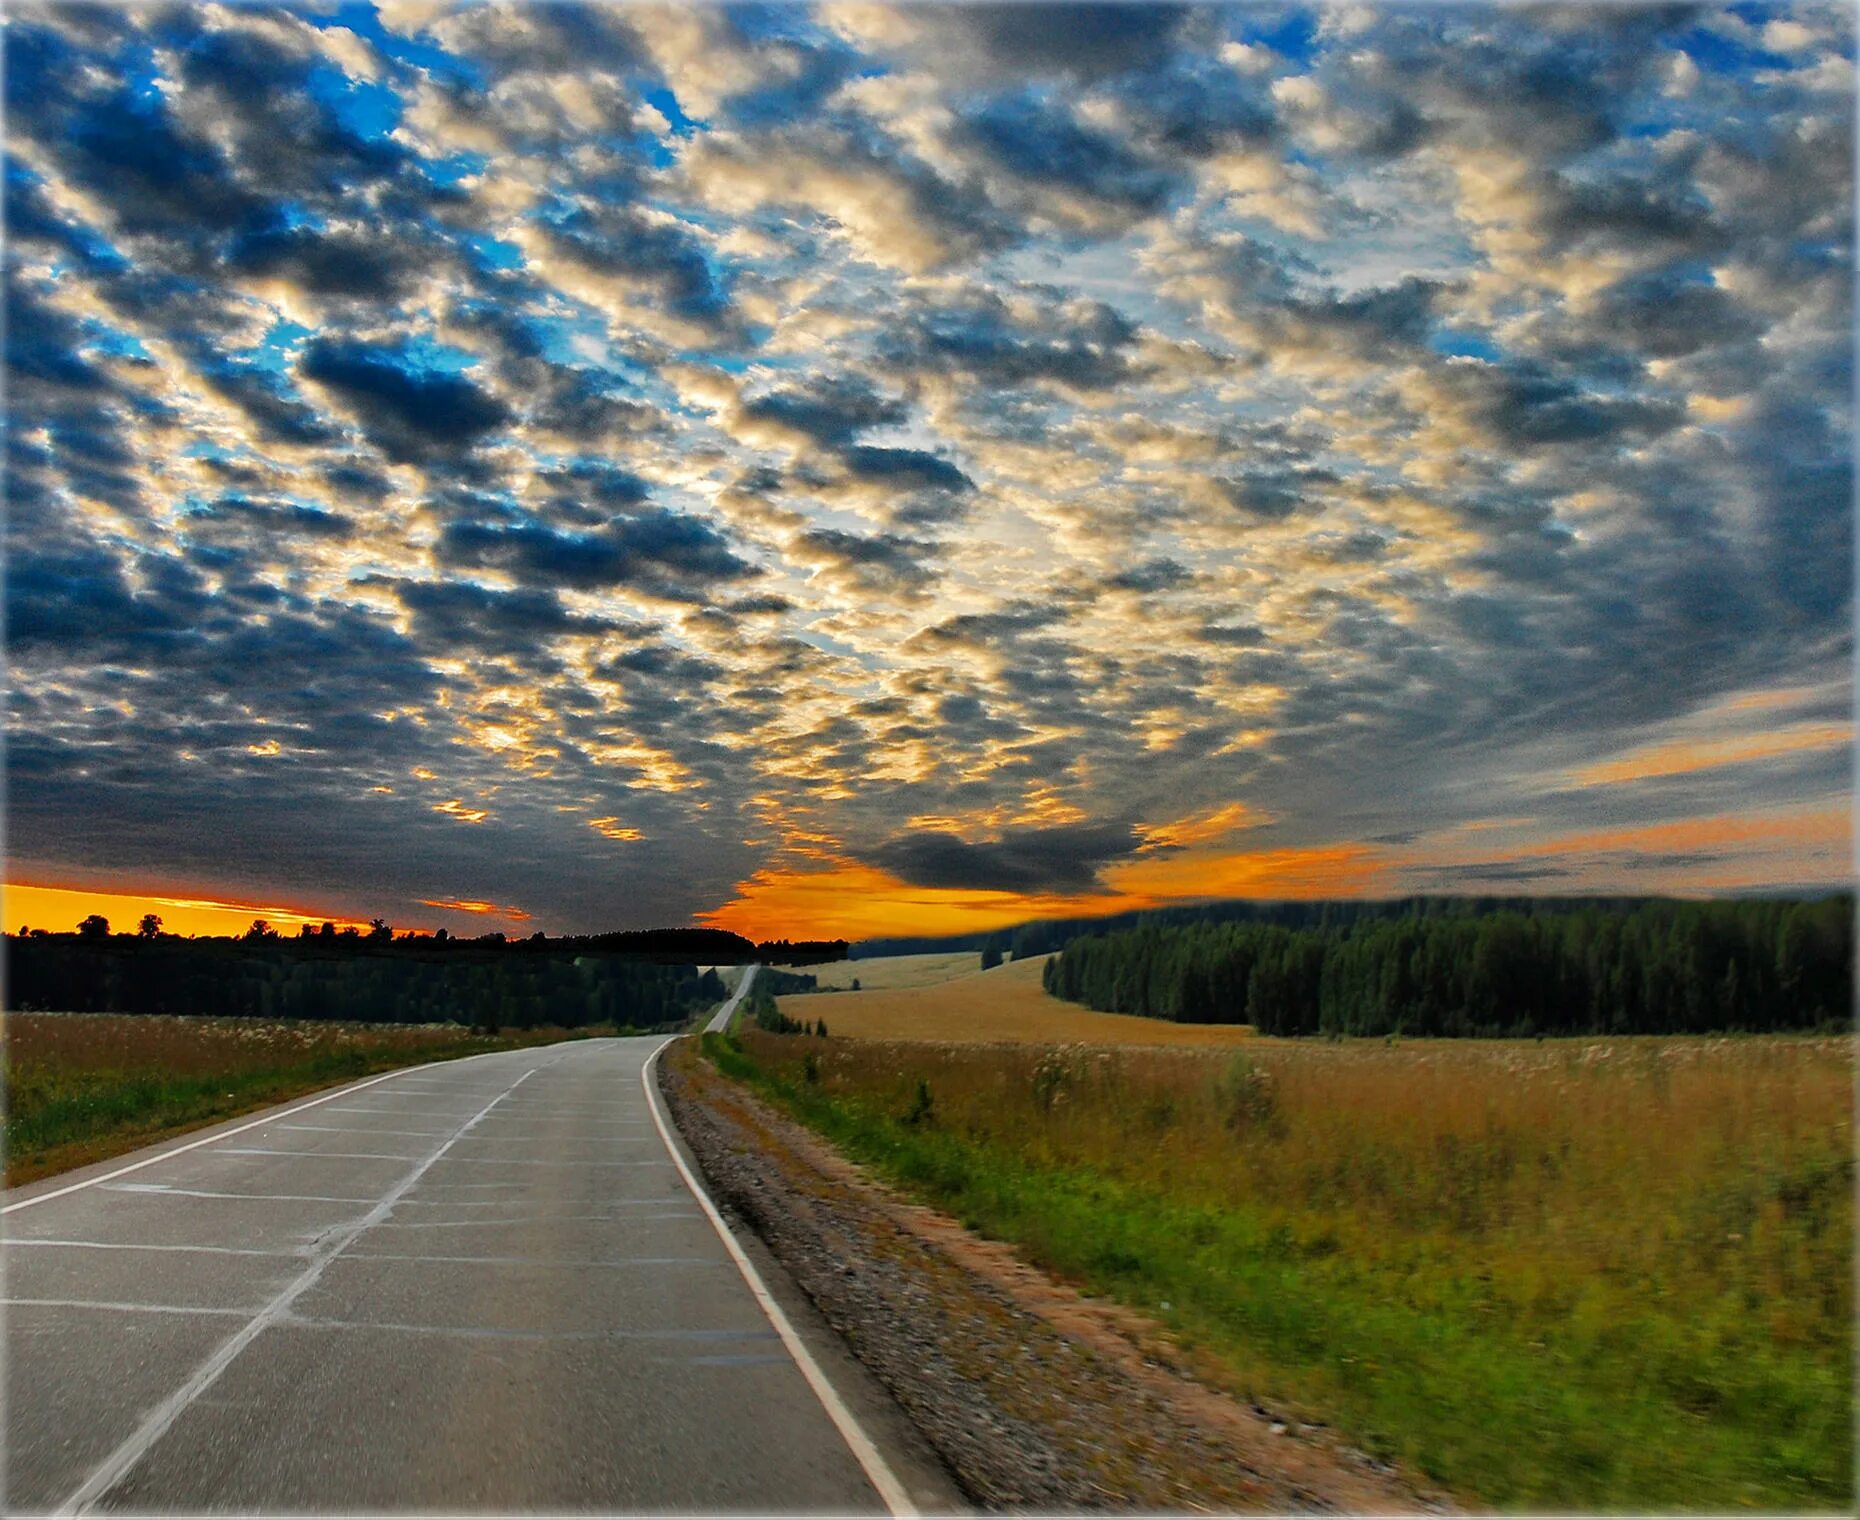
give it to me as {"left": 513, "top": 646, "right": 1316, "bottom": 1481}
{"left": 3, "top": 1, "right": 1851, "bottom": 935}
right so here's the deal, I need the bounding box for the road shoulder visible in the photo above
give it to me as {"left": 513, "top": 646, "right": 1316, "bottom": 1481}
{"left": 659, "top": 1037, "right": 1454, "bottom": 1514}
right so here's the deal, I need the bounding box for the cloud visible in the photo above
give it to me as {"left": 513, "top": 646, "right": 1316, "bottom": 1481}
{"left": 4, "top": 1, "right": 1849, "bottom": 935}
{"left": 870, "top": 820, "right": 1145, "bottom": 894}
{"left": 298, "top": 340, "right": 511, "bottom": 463}
{"left": 435, "top": 507, "right": 757, "bottom": 599}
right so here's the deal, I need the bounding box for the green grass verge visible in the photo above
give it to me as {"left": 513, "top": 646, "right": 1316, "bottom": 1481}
{"left": 700, "top": 1032, "right": 1851, "bottom": 1511}
{"left": 5, "top": 1025, "right": 637, "bottom": 1183}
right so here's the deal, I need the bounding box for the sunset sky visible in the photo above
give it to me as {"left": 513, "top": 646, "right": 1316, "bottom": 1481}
{"left": 6, "top": 2, "right": 1852, "bottom": 943}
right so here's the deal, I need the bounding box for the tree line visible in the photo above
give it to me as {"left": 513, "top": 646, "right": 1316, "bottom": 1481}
{"left": 5, "top": 935, "right": 732, "bottom": 1033}
{"left": 1042, "top": 896, "right": 1853, "bottom": 1036}
{"left": 12, "top": 919, "right": 845, "bottom": 967}
{"left": 859, "top": 893, "right": 1727, "bottom": 964}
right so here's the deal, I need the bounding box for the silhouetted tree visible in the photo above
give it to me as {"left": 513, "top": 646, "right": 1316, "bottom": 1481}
{"left": 77, "top": 914, "right": 110, "bottom": 938}
{"left": 138, "top": 914, "right": 163, "bottom": 938}
{"left": 368, "top": 919, "right": 392, "bottom": 942}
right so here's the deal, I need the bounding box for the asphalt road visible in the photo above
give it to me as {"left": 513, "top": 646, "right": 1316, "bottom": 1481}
{"left": 3, "top": 1035, "right": 939, "bottom": 1515}
{"left": 705, "top": 965, "right": 760, "bottom": 1034}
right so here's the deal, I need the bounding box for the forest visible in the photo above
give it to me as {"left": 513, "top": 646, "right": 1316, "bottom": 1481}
{"left": 5, "top": 935, "right": 736, "bottom": 1032}
{"left": 1042, "top": 895, "right": 1853, "bottom": 1036}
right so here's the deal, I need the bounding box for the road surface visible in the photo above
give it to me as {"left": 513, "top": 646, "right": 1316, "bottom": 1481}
{"left": 704, "top": 964, "right": 760, "bottom": 1034}
{"left": 3, "top": 1035, "right": 938, "bottom": 1514}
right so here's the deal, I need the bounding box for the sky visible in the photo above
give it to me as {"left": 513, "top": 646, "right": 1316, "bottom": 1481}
{"left": 5, "top": 1, "right": 1853, "bottom": 943}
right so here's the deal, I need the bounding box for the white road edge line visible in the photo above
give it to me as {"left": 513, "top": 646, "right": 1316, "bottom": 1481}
{"left": 1, "top": 1046, "right": 518, "bottom": 1216}
{"left": 52, "top": 1066, "right": 541, "bottom": 1518}
{"left": 641, "top": 1036, "right": 919, "bottom": 1520}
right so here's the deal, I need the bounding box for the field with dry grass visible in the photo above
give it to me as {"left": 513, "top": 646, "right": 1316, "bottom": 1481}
{"left": 783, "top": 952, "right": 1264, "bottom": 1046}
{"left": 799, "top": 950, "right": 982, "bottom": 991}
{"left": 709, "top": 1025, "right": 1853, "bottom": 1509}
{"left": 3, "top": 1013, "right": 599, "bottom": 1185}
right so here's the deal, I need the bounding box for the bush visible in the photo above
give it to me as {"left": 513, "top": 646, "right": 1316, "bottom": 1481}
{"left": 1212, "top": 1051, "right": 1276, "bottom": 1133}
{"left": 901, "top": 1077, "right": 935, "bottom": 1127}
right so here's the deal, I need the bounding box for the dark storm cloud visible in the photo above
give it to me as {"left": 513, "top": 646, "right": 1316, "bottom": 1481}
{"left": 1443, "top": 360, "right": 1686, "bottom": 448}
{"left": 885, "top": 289, "right": 1142, "bottom": 390}
{"left": 299, "top": 341, "right": 511, "bottom": 462}
{"left": 1574, "top": 268, "right": 1764, "bottom": 360}
{"left": 5, "top": 283, "right": 114, "bottom": 396}
{"left": 7, "top": 545, "right": 198, "bottom": 657}
{"left": 199, "top": 361, "right": 342, "bottom": 447}
{"left": 186, "top": 496, "right": 356, "bottom": 540}
{"left": 904, "top": 3, "right": 1193, "bottom": 81}
{"left": 392, "top": 580, "right": 637, "bottom": 651}
{"left": 1217, "top": 466, "right": 1339, "bottom": 519}
{"left": 839, "top": 446, "right": 973, "bottom": 494}
{"left": 959, "top": 91, "right": 1180, "bottom": 215}
{"left": 435, "top": 508, "right": 756, "bottom": 598}
{"left": 1111, "top": 53, "right": 1278, "bottom": 157}
{"left": 222, "top": 222, "right": 432, "bottom": 300}
{"left": 1106, "top": 558, "right": 1193, "bottom": 593}
{"left": 543, "top": 204, "right": 738, "bottom": 333}
{"left": 869, "top": 821, "right": 1146, "bottom": 893}
{"left": 1407, "top": 861, "right": 1576, "bottom": 885}
{"left": 740, "top": 376, "right": 909, "bottom": 446}
{"left": 794, "top": 527, "right": 939, "bottom": 598}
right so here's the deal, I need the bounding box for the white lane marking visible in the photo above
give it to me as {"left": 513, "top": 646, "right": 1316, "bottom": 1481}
{"left": 52, "top": 1066, "right": 540, "bottom": 1517}
{"left": 642, "top": 1039, "right": 917, "bottom": 1519}
{"left": 338, "top": 1252, "right": 726, "bottom": 1267}
{"left": 273, "top": 1124, "right": 447, "bottom": 1138}
{"left": 364, "top": 1212, "right": 700, "bottom": 1231}
{"left": 319, "top": 1105, "right": 490, "bottom": 1118}
{"left": 102, "top": 1185, "right": 375, "bottom": 1204}
{"left": 2, "top": 1240, "right": 302, "bottom": 1258}
{"left": 1, "top": 1047, "right": 525, "bottom": 1216}
{"left": 279, "top": 1315, "right": 785, "bottom": 1343}
{"left": 6, "top": 1299, "right": 252, "bottom": 1318}
{"left": 215, "top": 1149, "right": 420, "bottom": 1162}
{"left": 421, "top": 1157, "right": 672, "bottom": 1169}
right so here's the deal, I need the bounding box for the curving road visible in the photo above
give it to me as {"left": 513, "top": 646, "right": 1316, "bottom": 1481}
{"left": 2, "top": 1033, "right": 939, "bottom": 1515}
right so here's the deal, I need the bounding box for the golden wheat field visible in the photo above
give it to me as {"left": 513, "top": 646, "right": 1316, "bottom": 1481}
{"left": 728, "top": 1025, "right": 1854, "bottom": 1506}
{"left": 800, "top": 950, "right": 983, "bottom": 991}
{"left": 782, "top": 952, "right": 1264, "bottom": 1047}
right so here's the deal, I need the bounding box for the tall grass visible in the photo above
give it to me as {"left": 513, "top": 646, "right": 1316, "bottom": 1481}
{"left": 711, "top": 1030, "right": 1853, "bottom": 1510}
{"left": 3, "top": 1013, "right": 613, "bottom": 1183}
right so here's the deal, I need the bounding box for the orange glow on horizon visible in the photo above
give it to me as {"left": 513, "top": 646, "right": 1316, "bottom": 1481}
{"left": 697, "top": 859, "right": 1135, "bottom": 943}
{"left": 1573, "top": 722, "right": 1851, "bottom": 786}
{"left": 1518, "top": 805, "right": 1851, "bottom": 861}
{"left": 3, "top": 882, "right": 378, "bottom": 940}
{"left": 699, "top": 838, "right": 1395, "bottom": 943}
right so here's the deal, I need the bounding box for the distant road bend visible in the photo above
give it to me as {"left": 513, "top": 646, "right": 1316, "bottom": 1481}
{"left": 706, "top": 963, "right": 760, "bottom": 1034}
{"left": 2, "top": 1020, "right": 931, "bottom": 1515}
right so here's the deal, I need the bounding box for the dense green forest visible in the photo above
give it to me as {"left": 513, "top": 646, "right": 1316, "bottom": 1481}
{"left": 5, "top": 936, "right": 733, "bottom": 1032}
{"left": 1042, "top": 896, "right": 1853, "bottom": 1036}
{"left": 857, "top": 893, "right": 1762, "bottom": 962}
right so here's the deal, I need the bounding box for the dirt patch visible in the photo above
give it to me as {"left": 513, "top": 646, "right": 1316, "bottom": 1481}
{"left": 659, "top": 1041, "right": 1454, "bottom": 1514}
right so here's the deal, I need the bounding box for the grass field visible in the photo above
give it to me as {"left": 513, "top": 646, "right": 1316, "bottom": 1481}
{"left": 3, "top": 1013, "right": 610, "bottom": 1186}
{"left": 706, "top": 1027, "right": 1853, "bottom": 1510}
{"left": 798, "top": 950, "right": 982, "bottom": 991}
{"left": 782, "top": 953, "right": 1262, "bottom": 1047}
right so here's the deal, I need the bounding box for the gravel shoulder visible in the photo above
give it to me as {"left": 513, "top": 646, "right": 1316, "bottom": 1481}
{"left": 659, "top": 1039, "right": 1456, "bottom": 1514}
